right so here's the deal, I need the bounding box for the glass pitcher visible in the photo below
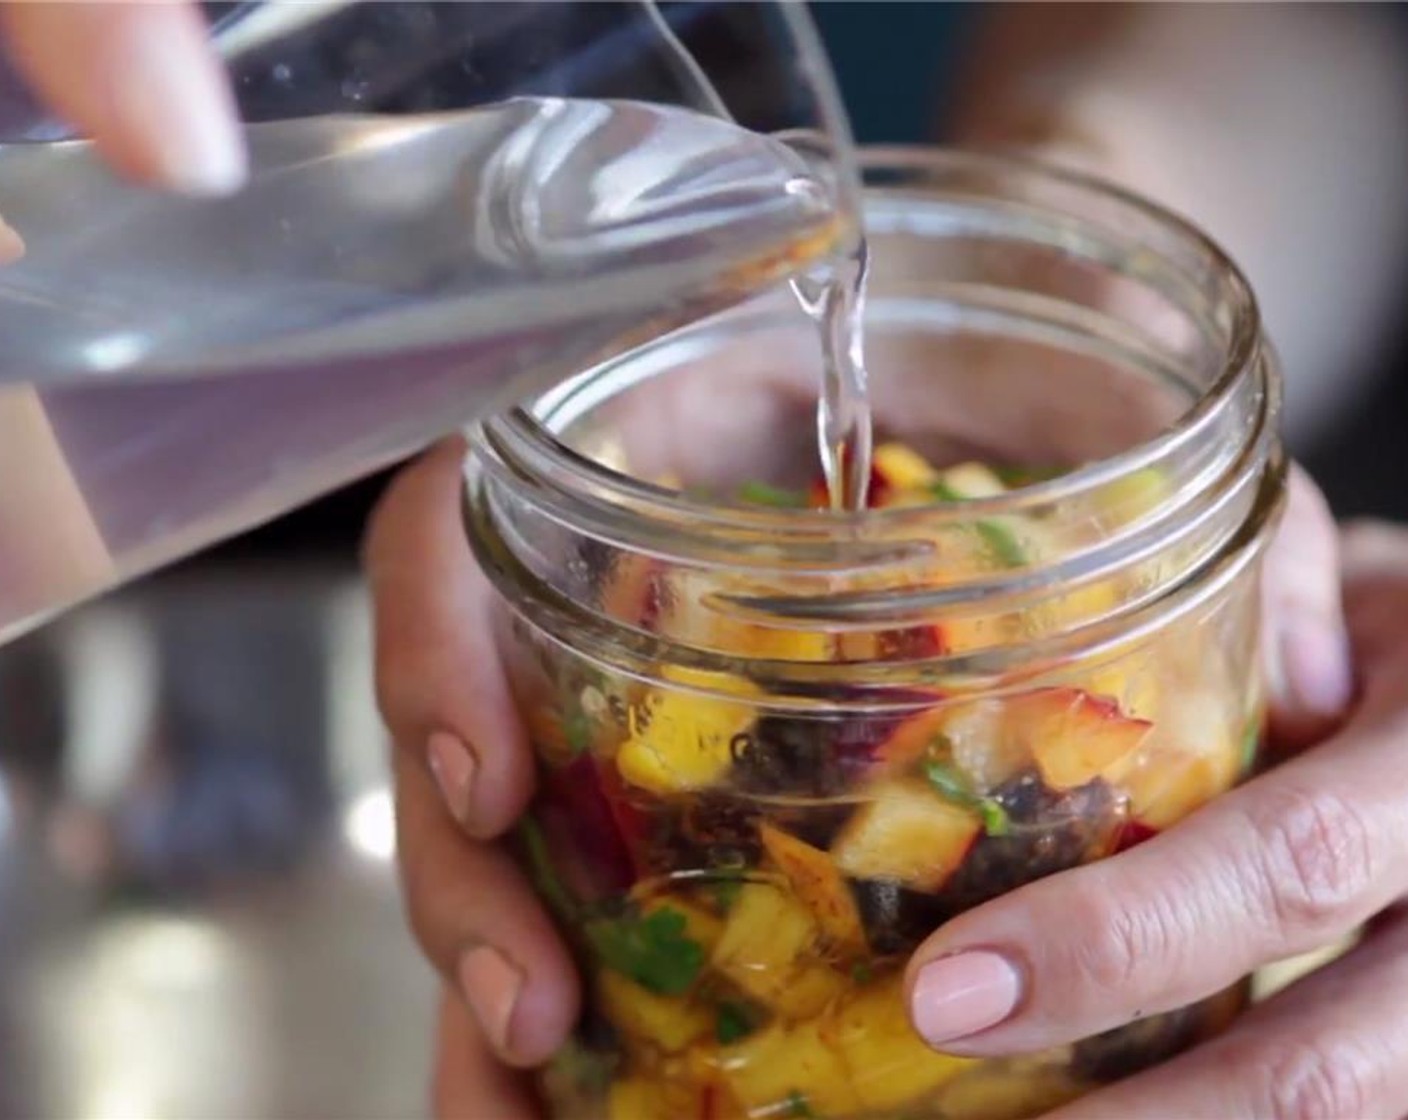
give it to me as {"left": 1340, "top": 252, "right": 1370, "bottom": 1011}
{"left": 0, "top": 0, "right": 858, "bottom": 641}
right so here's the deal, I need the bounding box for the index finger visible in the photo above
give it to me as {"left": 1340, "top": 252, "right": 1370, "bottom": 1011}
{"left": 366, "top": 438, "right": 535, "bottom": 840}
{"left": 1, "top": 1, "right": 245, "bottom": 195}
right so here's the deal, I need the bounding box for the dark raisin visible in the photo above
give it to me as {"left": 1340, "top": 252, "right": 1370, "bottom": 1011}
{"left": 576, "top": 1004, "right": 621, "bottom": 1055}
{"left": 936, "top": 772, "right": 1121, "bottom": 914}
{"left": 637, "top": 793, "right": 763, "bottom": 876}
{"left": 849, "top": 878, "right": 955, "bottom": 958}
{"left": 1071, "top": 1003, "right": 1206, "bottom": 1082}
{"left": 736, "top": 714, "right": 905, "bottom": 798}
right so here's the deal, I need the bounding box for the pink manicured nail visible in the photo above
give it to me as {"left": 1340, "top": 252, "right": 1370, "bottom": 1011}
{"left": 457, "top": 945, "right": 523, "bottom": 1053}
{"left": 910, "top": 951, "right": 1021, "bottom": 1047}
{"left": 1278, "top": 615, "right": 1354, "bottom": 720}
{"left": 427, "top": 731, "right": 476, "bottom": 825}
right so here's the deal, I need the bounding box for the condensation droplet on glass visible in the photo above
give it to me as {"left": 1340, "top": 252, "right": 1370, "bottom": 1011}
{"left": 340, "top": 77, "right": 370, "bottom": 103}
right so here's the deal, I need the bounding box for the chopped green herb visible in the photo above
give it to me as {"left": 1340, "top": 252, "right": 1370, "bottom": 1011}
{"left": 928, "top": 482, "right": 1027, "bottom": 566}
{"left": 586, "top": 905, "right": 705, "bottom": 996}
{"left": 975, "top": 519, "right": 1027, "bottom": 567}
{"left": 518, "top": 816, "right": 577, "bottom": 920}
{"left": 785, "top": 1090, "right": 816, "bottom": 1118}
{"left": 924, "top": 761, "right": 1011, "bottom": 837}
{"left": 563, "top": 710, "right": 592, "bottom": 755}
{"left": 1239, "top": 719, "right": 1262, "bottom": 774}
{"left": 994, "top": 464, "right": 1064, "bottom": 488}
{"left": 715, "top": 1001, "right": 757, "bottom": 1045}
{"left": 850, "top": 961, "right": 874, "bottom": 985}
{"left": 978, "top": 799, "right": 1011, "bottom": 838}
{"left": 707, "top": 865, "right": 747, "bottom": 912}
{"left": 738, "top": 480, "right": 807, "bottom": 508}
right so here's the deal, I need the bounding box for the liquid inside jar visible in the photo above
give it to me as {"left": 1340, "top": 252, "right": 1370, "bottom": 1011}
{"left": 498, "top": 440, "right": 1264, "bottom": 1120}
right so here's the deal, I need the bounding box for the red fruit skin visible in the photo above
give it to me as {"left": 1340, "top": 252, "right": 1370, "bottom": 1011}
{"left": 877, "top": 624, "right": 948, "bottom": 659}
{"left": 808, "top": 463, "right": 892, "bottom": 509}
{"left": 536, "top": 755, "right": 640, "bottom": 898}
{"left": 1114, "top": 819, "right": 1159, "bottom": 853}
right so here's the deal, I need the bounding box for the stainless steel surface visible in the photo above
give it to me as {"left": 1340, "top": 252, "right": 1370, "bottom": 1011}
{"left": 0, "top": 568, "right": 437, "bottom": 1120}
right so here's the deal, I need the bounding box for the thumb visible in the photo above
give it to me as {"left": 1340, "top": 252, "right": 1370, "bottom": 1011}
{"left": 1262, "top": 463, "right": 1354, "bottom": 748}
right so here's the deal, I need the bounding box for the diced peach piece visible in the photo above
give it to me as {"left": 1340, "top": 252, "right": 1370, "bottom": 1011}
{"left": 831, "top": 781, "right": 980, "bottom": 891}
{"left": 1081, "top": 654, "right": 1162, "bottom": 723}
{"left": 607, "top": 1076, "right": 701, "bottom": 1120}
{"left": 710, "top": 883, "right": 845, "bottom": 1018}
{"left": 938, "top": 461, "right": 1007, "bottom": 499}
{"left": 872, "top": 442, "right": 942, "bottom": 490}
{"left": 759, "top": 824, "right": 866, "bottom": 956}
{"left": 831, "top": 977, "right": 977, "bottom": 1111}
{"left": 663, "top": 571, "right": 836, "bottom": 662}
{"left": 940, "top": 699, "right": 1027, "bottom": 791}
{"left": 1120, "top": 689, "right": 1242, "bottom": 828}
{"left": 720, "top": 1019, "right": 862, "bottom": 1118}
{"left": 598, "top": 971, "right": 713, "bottom": 1053}
{"left": 601, "top": 553, "right": 663, "bottom": 628}
{"left": 935, "top": 1060, "right": 1085, "bottom": 1120}
{"left": 868, "top": 705, "right": 950, "bottom": 776}
{"left": 1006, "top": 688, "right": 1152, "bottom": 791}
{"left": 1121, "top": 751, "right": 1241, "bottom": 831}
{"left": 616, "top": 667, "right": 759, "bottom": 794}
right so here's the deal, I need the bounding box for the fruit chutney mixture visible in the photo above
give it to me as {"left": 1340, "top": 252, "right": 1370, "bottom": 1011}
{"left": 514, "top": 443, "right": 1262, "bottom": 1120}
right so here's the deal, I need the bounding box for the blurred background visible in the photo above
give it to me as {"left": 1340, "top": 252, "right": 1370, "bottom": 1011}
{"left": 3, "top": 3, "right": 1407, "bottom": 1118}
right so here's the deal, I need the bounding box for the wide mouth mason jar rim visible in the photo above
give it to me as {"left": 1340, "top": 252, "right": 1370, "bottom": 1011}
{"left": 466, "top": 145, "right": 1282, "bottom": 689}
{"left": 486, "top": 145, "right": 1262, "bottom": 511}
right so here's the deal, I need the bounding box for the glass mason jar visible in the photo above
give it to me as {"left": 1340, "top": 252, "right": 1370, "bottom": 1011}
{"left": 463, "top": 149, "right": 1283, "bottom": 1120}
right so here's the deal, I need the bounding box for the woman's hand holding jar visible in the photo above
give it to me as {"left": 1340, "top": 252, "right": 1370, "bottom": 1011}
{"left": 366, "top": 434, "right": 1397, "bottom": 1119}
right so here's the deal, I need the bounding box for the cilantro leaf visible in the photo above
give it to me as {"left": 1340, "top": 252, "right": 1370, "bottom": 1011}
{"left": 715, "top": 1001, "right": 757, "bottom": 1045}
{"left": 586, "top": 906, "right": 705, "bottom": 996}
{"left": 928, "top": 482, "right": 1027, "bottom": 567}
{"left": 738, "top": 480, "right": 808, "bottom": 508}
{"left": 1239, "top": 718, "right": 1262, "bottom": 774}
{"left": 517, "top": 816, "right": 577, "bottom": 921}
{"left": 563, "top": 710, "right": 592, "bottom": 755}
{"left": 975, "top": 519, "right": 1027, "bottom": 567}
{"left": 709, "top": 867, "right": 746, "bottom": 912}
{"left": 924, "top": 761, "right": 1011, "bottom": 837}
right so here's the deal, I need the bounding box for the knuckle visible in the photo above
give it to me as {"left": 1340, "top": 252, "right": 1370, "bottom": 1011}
{"left": 1067, "top": 880, "right": 1179, "bottom": 998}
{"left": 1247, "top": 784, "right": 1376, "bottom": 939}
{"left": 1255, "top": 1039, "right": 1377, "bottom": 1120}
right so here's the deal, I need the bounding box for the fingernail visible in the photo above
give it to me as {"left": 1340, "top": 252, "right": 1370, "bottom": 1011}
{"left": 457, "top": 945, "right": 523, "bottom": 1053}
{"left": 911, "top": 951, "right": 1021, "bottom": 1047}
{"left": 119, "top": 26, "right": 247, "bottom": 195}
{"left": 1278, "top": 614, "right": 1353, "bottom": 719}
{"left": 428, "top": 732, "right": 476, "bottom": 825}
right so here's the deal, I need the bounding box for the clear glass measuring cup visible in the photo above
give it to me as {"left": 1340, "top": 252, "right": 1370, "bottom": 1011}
{"left": 0, "top": 0, "right": 857, "bottom": 640}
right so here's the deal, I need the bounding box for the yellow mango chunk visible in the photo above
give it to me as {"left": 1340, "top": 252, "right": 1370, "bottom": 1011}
{"left": 759, "top": 823, "right": 867, "bottom": 957}
{"left": 873, "top": 441, "right": 942, "bottom": 489}
{"left": 616, "top": 666, "right": 759, "bottom": 794}
{"left": 721, "top": 1019, "right": 861, "bottom": 1118}
{"left": 711, "top": 883, "right": 845, "bottom": 1018}
{"left": 598, "top": 971, "right": 712, "bottom": 1053}
{"left": 1119, "top": 689, "right": 1241, "bottom": 829}
{"left": 939, "top": 461, "right": 1007, "bottom": 499}
{"left": 833, "top": 977, "right": 977, "bottom": 1111}
{"left": 644, "top": 895, "right": 724, "bottom": 955}
{"left": 831, "top": 781, "right": 980, "bottom": 891}
{"left": 664, "top": 571, "right": 836, "bottom": 662}
{"left": 935, "top": 1060, "right": 1085, "bottom": 1120}
{"left": 607, "top": 1076, "right": 701, "bottom": 1120}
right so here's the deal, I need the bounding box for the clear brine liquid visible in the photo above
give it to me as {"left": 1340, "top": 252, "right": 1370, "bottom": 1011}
{"left": 0, "top": 98, "right": 845, "bottom": 641}
{"left": 642, "top": 2, "right": 873, "bottom": 511}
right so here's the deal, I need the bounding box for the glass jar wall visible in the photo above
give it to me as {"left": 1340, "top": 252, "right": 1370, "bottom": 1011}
{"left": 464, "top": 149, "right": 1284, "bottom": 1120}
